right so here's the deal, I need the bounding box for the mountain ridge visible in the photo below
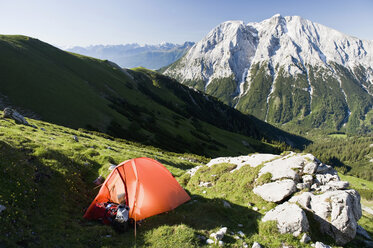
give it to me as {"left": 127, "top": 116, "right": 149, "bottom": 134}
{"left": 164, "top": 14, "right": 373, "bottom": 134}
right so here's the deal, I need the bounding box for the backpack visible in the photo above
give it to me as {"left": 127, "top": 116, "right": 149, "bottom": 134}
{"left": 90, "top": 202, "right": 130, "bottom": 232}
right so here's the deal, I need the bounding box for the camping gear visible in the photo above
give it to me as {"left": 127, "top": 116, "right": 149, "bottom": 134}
{"left": 116, "top": 204, "right": 129, "bottom": 223}
{"left": 89, "top": 202, "right": 121, "bottom": 225}
{"left": 84, "top": 157, "right": 190, "bottom": 222}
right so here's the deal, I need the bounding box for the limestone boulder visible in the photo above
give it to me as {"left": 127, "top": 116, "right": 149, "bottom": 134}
{"left": 257, "top": 153, "right": 308, "bottom": 181}
{"left": 290, "top": 190, "right": 362, "bottom": 245}
{"left": 253, "top": 180, "right": 296, "bottom": 202}
{"left": 262, "top": 202, "right": 309, "bottom": 236}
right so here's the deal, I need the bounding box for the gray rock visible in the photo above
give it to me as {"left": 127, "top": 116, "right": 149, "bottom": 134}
{"left": 324, "top": 181, "right": 349, "bottom": 190}
{"left": 3, "top": 107, "right": 29, "bottom": 125}
{"left": 302, "top": 174, "right": 313, "bottom": 185}
{"left": 252, "top": 241, "right": 262, "bottom": 248}
{"left": 300, "top": 233, "right": 311, "bottom": 243}
{"left": 253, "top": 179, "right": 296, "bottom": 202}
{"left": 289, "top": 192, "right": 313, "bottom": 209}
{"left": 290, "top": 190, "right": 362, "bottom": 245}
{"left": 296, "top": 182, "right": 309, "bottom": 190}
{"left": 73, "top": 135, "right": 79, "bottom": 142}
{"left": 206, "top": 239, "right": 214, "bottom": 244}
{"left": 210, "top": 227, "right": 227, "bottom": 241}
{"left": 303, "top": 161, "right": 319, "bottom": 174}
{"left": 258, "top": 153, "right": 308, "bottom": 181}
{"left": 262, "top": 202, "right": 309, "bottom": 237}
{"left": 314, "top": 241, "right": 331, "bottom": 248}
{"left": 316, "top": 164, "right": 337, "bottom": 175}
{"left": 297, "top": 175, "right": 314, "bottom": 190}
{"left": 315, "top": 173, "right": 339, "bottom": 185}
{"left": 311, "top": 183, "right": 321, "bottom": 191}
{"left": 40, "top": 128, "right": 46, "bottom": 131}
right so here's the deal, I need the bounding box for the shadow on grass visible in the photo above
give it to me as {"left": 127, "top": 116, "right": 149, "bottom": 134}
{"left": 132, "top": 193, "right": 261, "bottom": 246}
{"left": 0, "top": 140, "right": 105, "bottom": 248}
{"left": 0, "top": 140, "right": 260, "bottom": 247}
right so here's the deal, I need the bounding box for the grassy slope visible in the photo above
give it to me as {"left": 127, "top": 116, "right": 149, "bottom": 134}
{"left": 0, "top": 35, "right": 308, "bottom": 157}
{"left": 0, "top": 113, "right": 205, "bottom": 247}
{"left": 1, "top": 115, "right": 371, "bottom": 247}
{"left": 167, "top": 59, "right": 373, "bottom": 135}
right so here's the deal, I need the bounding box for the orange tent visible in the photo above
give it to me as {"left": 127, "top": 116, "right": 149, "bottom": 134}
{"left": 84, "top": 157, "right": 190, "bottom": 221}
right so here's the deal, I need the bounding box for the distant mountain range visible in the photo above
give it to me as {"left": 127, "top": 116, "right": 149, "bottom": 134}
{"left": 66, "top": 42, "right": 194, "bottom": 69}
{"left": 164, "top": 14, "right": 373, "bottom": 134}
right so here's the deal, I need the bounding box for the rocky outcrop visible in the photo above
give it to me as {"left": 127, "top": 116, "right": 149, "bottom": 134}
{"left": 3, "top": 107, "right": 29, "bottom": 125}
{"left": 249, "top": 152, "right": 362, "bottom": 245}
{"left": 207, "top": 154, "right": 280, "bottom": 172}
{"left": 290, "top": 190, "right": 361, "bottom": 245}
{"left": 262, "top": 202, "right": 309, "bottom": 236}
{"left": 257, "top": 153, "right": 316, "bottom": 181}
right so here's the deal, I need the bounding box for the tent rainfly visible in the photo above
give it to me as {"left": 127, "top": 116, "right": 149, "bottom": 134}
{"left": 84, "top": 157, "right": 190, "bottom": 221}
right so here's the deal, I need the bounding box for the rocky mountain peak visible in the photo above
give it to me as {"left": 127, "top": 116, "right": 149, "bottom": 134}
{"left": 164, "top": 15, "right": 373, "bottom": 133}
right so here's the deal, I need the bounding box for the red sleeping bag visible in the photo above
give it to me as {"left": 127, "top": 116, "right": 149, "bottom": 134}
{"left": 89, "top": 202, "right": 119, "bottom": 225}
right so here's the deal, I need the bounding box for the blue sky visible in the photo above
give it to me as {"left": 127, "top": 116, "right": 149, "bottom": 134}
{"left": 0, "top": 0, "right": 372, "bottom": 47}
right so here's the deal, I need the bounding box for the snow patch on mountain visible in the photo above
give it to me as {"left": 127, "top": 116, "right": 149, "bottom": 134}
{"left": 165, "top": 14, "right": 373, "bottom": 92}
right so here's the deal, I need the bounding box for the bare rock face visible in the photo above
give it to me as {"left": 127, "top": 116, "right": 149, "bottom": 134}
{"left": 262, "top": 202, "right": 309, "bottom": 236}
{"left": 290, "top": 190, "right": 362, "bottom": 245}
{"left": 249, "top": 152, "right": 362, "bottom": 245}
{"left": 257, "top": 153, "right": 316, "bottom": 181}
{"left": 253, "top": 180, "right": 296, "bottom": 202}
{"left": 3, "top": 107, "right": 29, "bottom": 125}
